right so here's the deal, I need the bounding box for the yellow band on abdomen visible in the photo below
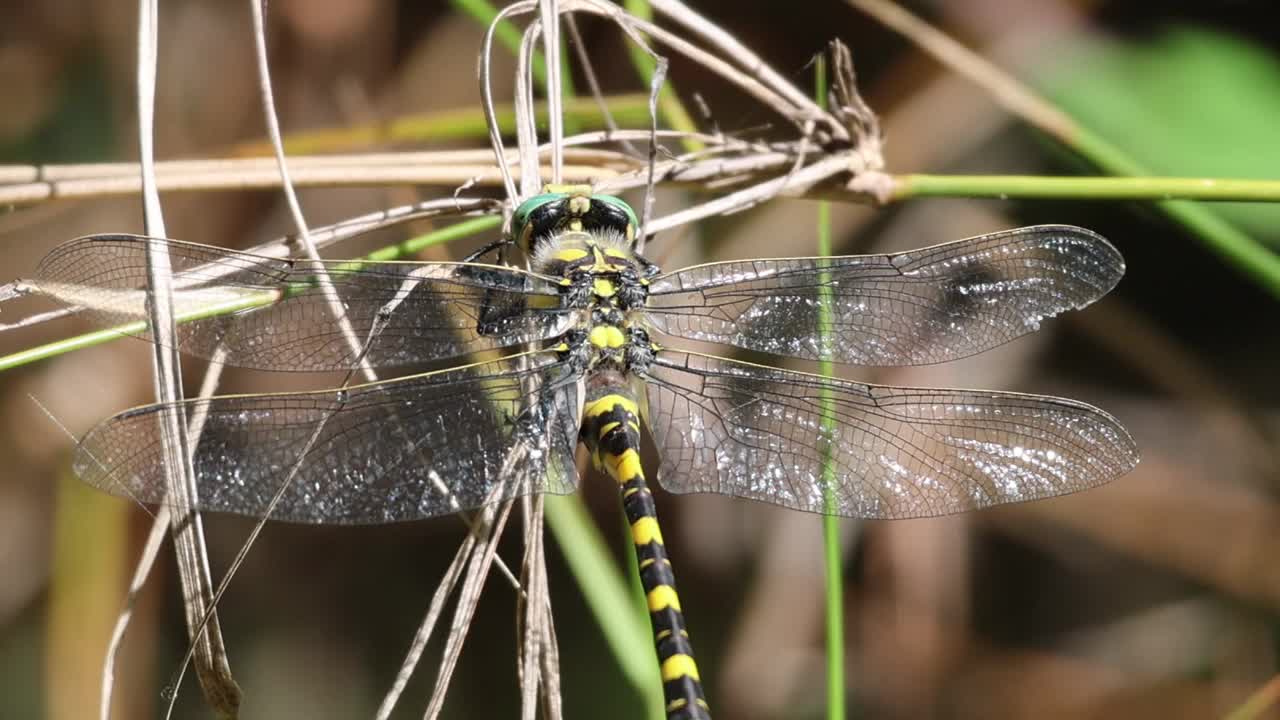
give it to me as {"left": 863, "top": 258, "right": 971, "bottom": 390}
{"left": 604, "top": 448, "right": 643, "bottom": 484}
{"left": 647, "top": 584, "right": 681, "bottom": 612}
{"left": 660, "top": 653, "right": 701, "bottom": 682}
{"left": 583, "top": 394, "right": 638, "bottom": 421}
{"left": 632, "top": 515, "right": 664, "bottom": 546}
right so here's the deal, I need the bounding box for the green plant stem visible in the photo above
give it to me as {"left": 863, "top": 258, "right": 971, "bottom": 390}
{"left": 816, "top": 55, "right": 847, "bottom": 720}
{"left": 545, "top": 495, "right": 665, "bottom": 720}
{"left": 1049, "top": 132, "right": 1280, "bottom": 298}
{"left": 893, "top": 173, "right": 1280, "bottom": 203}
{"left": 1071, "top": 128, "right": 1280, "bottom": 300}
{"left": 892, "top": 172, "right": 1280, "bottom": 298}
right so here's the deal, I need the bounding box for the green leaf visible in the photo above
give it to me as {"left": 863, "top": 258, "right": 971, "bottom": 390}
{"left": 1040, "top": 26, "right": 1280, "bottom": 246}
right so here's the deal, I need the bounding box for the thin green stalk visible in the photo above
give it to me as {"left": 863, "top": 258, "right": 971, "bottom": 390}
{"left": 0, "top": 217, "right": 502, "bottom": 373}
{"left": 892, "top": 170, "right": 1280, "bottom": 300}
{"left": 893, "top": 173, "right": 1280, "bottom": 203}
{"left": 816, "top": 55, "right": 847, "bottom": 720}
{"left": 364, "top": 215, "right": 500, "bottom": 260}
{"left": 1071, "top": 127, "right": 1280, "bottom": 299}
{"left": 544, "top": 496, "right": 665, "bottom": 720}
{"left": 0, "top": 324, "right": 146, "bottom": 373}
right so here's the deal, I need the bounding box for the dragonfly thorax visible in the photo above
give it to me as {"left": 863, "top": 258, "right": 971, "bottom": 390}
{"left": 528, "top": 229, "right": 659, "bottom": 376}
{"left": 534, "top": 229, "right": 653, "bottom": 310}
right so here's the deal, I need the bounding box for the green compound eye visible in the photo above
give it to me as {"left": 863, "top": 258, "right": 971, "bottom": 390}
{"left": 512, "top": 191, "right": 571, "bottom": 252}
{"left": 511, "top": 186, "right": 640, "bottom": 252}
{"left": 588, "top": 194, "right": 639, "bottom": 244}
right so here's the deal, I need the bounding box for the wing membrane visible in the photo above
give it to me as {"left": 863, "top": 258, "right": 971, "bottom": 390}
{"left": 645, "top": 225, "right": 1124, "bottom": 366}
{"left": 74, "top": 353, "right": 582, "bottom": 524}
{"left": 642, "top": 350, "right": 1137, "bottom": 519}
{"left": 32, "top": 234, "right": 572, "bottom": 371}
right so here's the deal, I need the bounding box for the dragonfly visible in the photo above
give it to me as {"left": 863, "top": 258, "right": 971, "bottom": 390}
{"left": 24, "top": 187, "right": 1138, "bottom": 720}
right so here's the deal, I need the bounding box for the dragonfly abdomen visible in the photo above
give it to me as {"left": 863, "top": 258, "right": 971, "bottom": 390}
{"left": 581, "top": 386, "right": 711, "bottom": 720}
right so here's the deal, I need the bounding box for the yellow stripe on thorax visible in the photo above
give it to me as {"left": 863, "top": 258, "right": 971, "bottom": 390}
{"left": 592, "top": 277, "right": 617, "bottom": 298}
{"left": 588, "top": 324, "right": 626, "bottom": 349}
{"left": 551, "top": 247, "right": 589, "bottom": 262}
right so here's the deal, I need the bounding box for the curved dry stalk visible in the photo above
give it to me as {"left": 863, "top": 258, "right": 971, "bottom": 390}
{"left": 480, "top": 0, "right": 537, "bottom": 200}
{"left": 0, "top": 162, "right": 624, "bottom": 206}
{"left": 649, "top": 0, "right": 843, "bottom": 141}
{"left": 516, "top": 14, "right": 549, "bottom": 198}
{"left": 130, "top": 0, "right": 241, "bottom": 716}
{"left": 569, "top": 0, "right": 835, "bottom": 134}
{"left": 565, "top": 13, "right": 642, "bottom": 157}
{"left": 100, "top": 507, "right": 170, "bottom": 720}
{"left": 539, "top": 0, "right": 565, "bottom": 185}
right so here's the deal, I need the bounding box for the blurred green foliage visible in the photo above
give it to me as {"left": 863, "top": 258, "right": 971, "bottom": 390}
{"left": 0, "top": 58, "right": 114, "bottom": 165}
{"left": 1043, "top": 26, "right": 1280, "bottom": 246}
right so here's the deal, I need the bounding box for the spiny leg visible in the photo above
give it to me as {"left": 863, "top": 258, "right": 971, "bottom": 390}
{"left": 583, "top": 391, "right": 711, "bottom": 720}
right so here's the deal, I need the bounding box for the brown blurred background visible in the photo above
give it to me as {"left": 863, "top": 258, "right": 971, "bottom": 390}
{"left": 1, "top": 1, "right": 1278, "bottom": 718}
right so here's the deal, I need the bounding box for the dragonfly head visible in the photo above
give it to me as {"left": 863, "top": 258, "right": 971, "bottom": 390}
{"left": 512, "top": 186, "right": 639, "bottom": 256}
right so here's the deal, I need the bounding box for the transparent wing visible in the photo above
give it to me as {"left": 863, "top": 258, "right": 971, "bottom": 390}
{"left": 642, "top": 351, "right": 1138, "bottom": 519}
{"left": 31, "top": 234, "right": 572, "bottom": 371}
{"left": 73, "top": 353, "right": 582, "bottom": 524}
{"left": 645, "top": 225, "right": 1124, "bottom": 366}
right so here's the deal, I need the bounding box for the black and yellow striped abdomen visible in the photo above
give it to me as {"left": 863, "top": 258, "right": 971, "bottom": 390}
{"left": 582, "top": 389, "right": 712, "bottom": 720}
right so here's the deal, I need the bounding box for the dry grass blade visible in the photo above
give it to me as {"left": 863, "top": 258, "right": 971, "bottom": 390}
{"left": 650, "top": 0, "right": 839, "bottom": 138}
{"left": 517, "top": 495, "right": 561, "bottom": 720}
{"left": 375, "top": 529, "right": 481, "bottom": 720}
{"left": 539, "top": 0, "right": 565, "bottom": 185}
{"left": 100, "top": 508, "right": 169, "bottom": 720}
{"left": 424, "top": 499, "right": 518, "bottom": 720}
{"left": 516, "top": 14, "right": 548, "bottom": 199}
{"left": 247, "top": 0, "right": 369, "bottom": 382}
{"left": 0, "top": 155, "right": 624, "bottom": 206}
{"left": 479, "top": 0, "right": 536, "bottom": 200}
{"left": 132, "top": 0, "right": 240, "bottom": 715}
